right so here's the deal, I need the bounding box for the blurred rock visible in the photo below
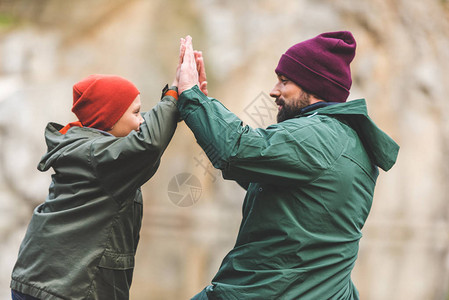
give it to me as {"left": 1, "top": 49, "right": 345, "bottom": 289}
{"left": 1, "top": 0, "right": 449, "bottom": 299}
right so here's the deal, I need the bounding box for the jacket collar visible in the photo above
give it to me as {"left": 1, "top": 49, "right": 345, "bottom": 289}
{"left": 298, "top": 101, "right": 339, "bottom": 115}
{"left": 297, "top": 99, "right": 399, "bottom": 172}
{"left": 299, "top": 99, "right": 368, "bottom": 117}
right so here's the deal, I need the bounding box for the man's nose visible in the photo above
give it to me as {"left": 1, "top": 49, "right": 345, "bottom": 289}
{"left": 270, "top": 84, "right": 280, "bottom": 99}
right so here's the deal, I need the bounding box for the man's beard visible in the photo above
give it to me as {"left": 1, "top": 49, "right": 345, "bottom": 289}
{"left": 276, "top": 91, "right": 311, "bottom": 123}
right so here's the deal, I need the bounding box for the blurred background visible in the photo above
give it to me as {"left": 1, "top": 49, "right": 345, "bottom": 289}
{"left": 1, "top": 0, "right": 449, "bottom": 299}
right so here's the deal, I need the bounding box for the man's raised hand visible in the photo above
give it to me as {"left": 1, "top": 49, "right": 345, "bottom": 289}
{"left": 178, "top": 36, "right": 199, "bottom": 95}
{"left": 194, "top": 50, "right": 208, "bottom": 96}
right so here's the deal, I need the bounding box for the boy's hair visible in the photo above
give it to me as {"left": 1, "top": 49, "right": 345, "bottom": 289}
{"left": 72, "top": 74, "right": 140, "bottom": 131}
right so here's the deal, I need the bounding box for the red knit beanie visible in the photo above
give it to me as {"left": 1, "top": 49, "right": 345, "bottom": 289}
{"left": 275, "top": 31, "right": 356, "bottom": 102}
{"left": 72, "top": 74, "right": 140, "bottom": 131}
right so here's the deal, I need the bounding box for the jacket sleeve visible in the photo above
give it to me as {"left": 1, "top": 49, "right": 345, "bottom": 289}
{"left": 91, "top": 94, "right": 179, "bottom": 198}
{"left": 236, "top": 181, "right": 250, "bottom": 190}
{"left": 178, "top": 86, "right": 336, "bottom": 185}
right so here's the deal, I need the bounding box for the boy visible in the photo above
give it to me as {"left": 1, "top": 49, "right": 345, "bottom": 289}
{"left": 10, "top": 73, "right": 179, "bottom": 299}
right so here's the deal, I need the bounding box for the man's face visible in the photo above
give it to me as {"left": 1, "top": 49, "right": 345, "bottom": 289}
{"left": 107, "top": 95, "right": 144, "bottom": 137}
{"left": 270, "top": 74, "right": 311, "bottom": 123}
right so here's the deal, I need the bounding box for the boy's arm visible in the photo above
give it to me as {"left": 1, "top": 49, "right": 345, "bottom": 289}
{"left": 91, "top": 87, "right": 179, "bottom": 198}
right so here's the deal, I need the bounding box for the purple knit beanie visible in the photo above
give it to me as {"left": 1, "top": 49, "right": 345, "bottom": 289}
{"left": 275, "top": 31, "right": 356, "bottom": 102}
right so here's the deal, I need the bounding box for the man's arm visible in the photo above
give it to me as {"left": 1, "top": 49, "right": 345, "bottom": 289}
{"left": 178, "top": 86, "right": 335, "bottom": 185}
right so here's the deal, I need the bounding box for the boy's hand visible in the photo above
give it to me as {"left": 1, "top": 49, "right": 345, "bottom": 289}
{"left": 172, "top": 37, "right": 187, "bottom": 87}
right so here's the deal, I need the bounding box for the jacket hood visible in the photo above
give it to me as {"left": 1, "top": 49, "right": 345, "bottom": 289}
{"left": 301, "top": 99, "right": 399, "bottom": 171}
{"left": 38, "top": 122, "right": 106, "bottom": 172}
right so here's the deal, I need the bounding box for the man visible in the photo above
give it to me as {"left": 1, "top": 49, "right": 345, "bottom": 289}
{"left": 178, "top": 33, "right": 399, "bottom": 299}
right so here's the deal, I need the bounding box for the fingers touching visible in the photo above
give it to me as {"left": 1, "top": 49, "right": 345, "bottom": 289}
{"left": 177, "top": 35, "right": 208, "bottom": 96}
{"left": 177, "top": 36, "right": 199, "bottom": 94}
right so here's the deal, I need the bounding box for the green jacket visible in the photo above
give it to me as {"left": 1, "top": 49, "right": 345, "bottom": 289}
{"left": 178, "top": 86, "right": 399, "bottom": 300}
{"left": 10, "top": 92, "right": 178, "bottom": 300}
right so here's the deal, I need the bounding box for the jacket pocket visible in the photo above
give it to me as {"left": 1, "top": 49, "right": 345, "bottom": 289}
{"left": 98, "top": 250, "right": 135, "bottom": 270}
{"left": 94, "top": 251, "right": 135, "bottom": 299}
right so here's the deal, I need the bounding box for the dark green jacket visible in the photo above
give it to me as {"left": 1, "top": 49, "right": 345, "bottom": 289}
{"left": 178, "top": 86, "right": 399, "bottom": 300}
{"left": 10, "top": 93, "right": 178, "bottom": 300}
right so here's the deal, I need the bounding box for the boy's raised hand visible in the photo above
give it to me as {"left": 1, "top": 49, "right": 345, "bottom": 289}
{"left": 172, "top": 37, "right": 187, "bottom": 88}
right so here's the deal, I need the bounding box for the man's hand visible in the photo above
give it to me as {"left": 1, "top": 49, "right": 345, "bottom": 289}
{"left": 178, "top": 36, "right": 200, "bottom": 95}
{"left": 194, "top": 50, "right": 208, "bottom": 96}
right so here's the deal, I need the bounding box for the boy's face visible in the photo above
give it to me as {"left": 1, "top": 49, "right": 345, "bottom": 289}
{"left": 108, "top": 95, "right": 144, "bottom": 137}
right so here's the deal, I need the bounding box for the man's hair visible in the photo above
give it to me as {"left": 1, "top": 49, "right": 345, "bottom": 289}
{"left": 275, "top": 31, "right": 356, "bottom": 103}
